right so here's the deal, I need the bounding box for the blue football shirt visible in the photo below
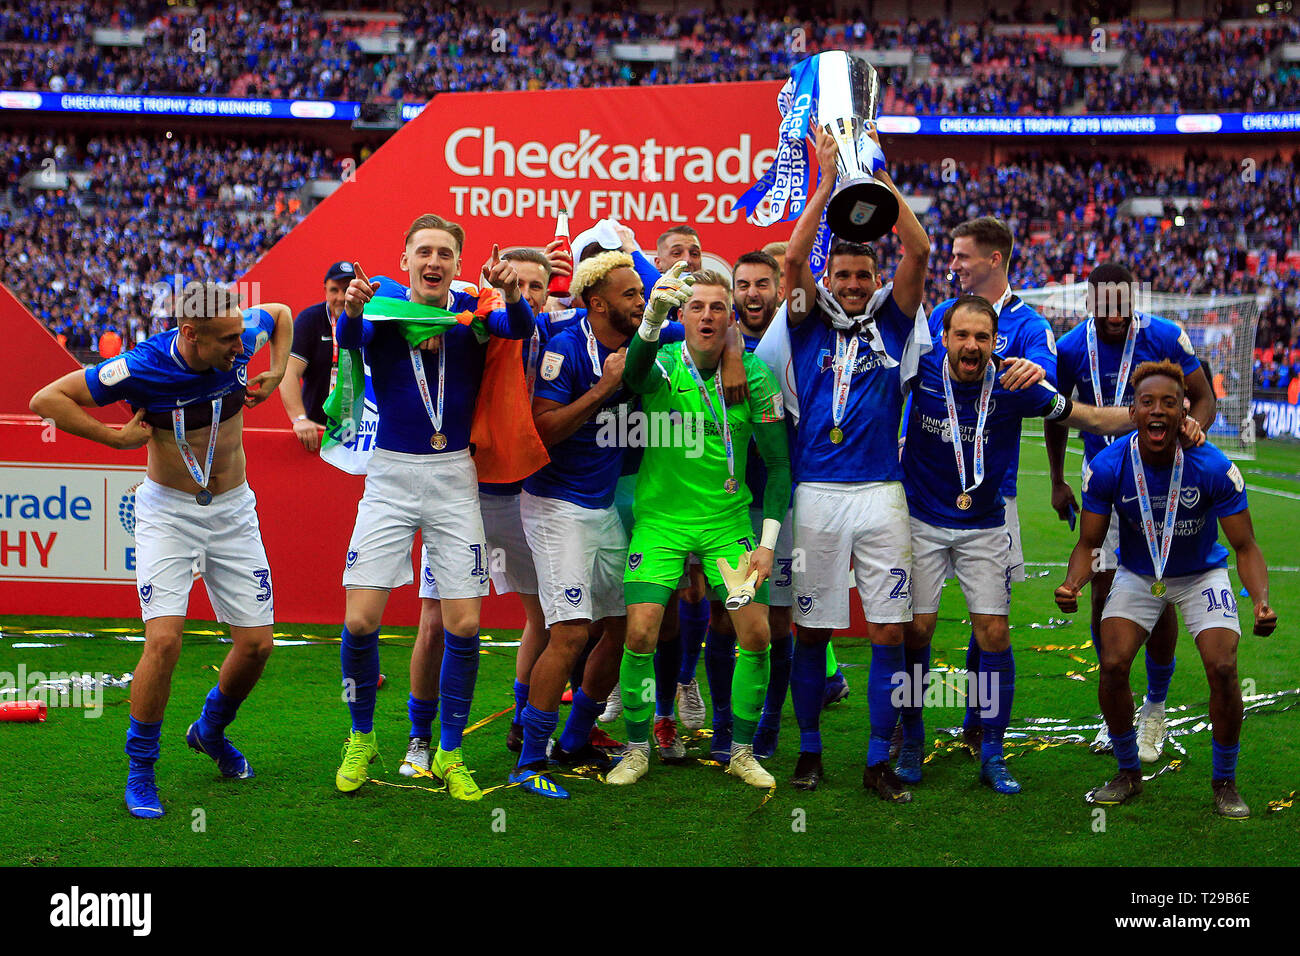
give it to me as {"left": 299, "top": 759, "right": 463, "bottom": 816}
{"left": 1081, "top": 439, "right": 1248, "bottom": 577}
{"left": 1057, "top": 313, "right": 1201, "bottom": 465}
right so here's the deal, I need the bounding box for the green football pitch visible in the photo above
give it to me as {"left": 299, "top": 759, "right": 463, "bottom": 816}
{"left": 3, "top": 436, "right": 1298, "bottom": 867}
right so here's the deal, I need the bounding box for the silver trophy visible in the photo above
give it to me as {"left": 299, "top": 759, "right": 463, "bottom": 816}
{"left": 815, "top": 51, "right": 898, "bottom": 243}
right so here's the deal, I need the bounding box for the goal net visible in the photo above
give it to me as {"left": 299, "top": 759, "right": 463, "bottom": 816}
{"left": 1014, "top": 284, "right": 1264, "bottom": 460}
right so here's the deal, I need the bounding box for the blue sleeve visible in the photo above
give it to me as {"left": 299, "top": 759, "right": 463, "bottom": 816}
{"left": 484, "top": 295, "right": 535, "bottom": 339}
{"left": 1055, "top": 338, "right": 1078, "bottom": 399}
{"left": 83, "top": 353, "right": 139, "bottom": 407}
{"left": 1019, "top": 318, "right": 1058, "bottom": 385}
{"left": 1209, "top": 456, "right": 1249, "bottom": 520}
{"left": 241, "top": 307, "right": 274, "bottom": 354}
{"left": 631, "top": 250, "right": 661, "bottom": 296}
{"left": 1164, "top": 321, "right": 1201, "bottom": 377}
{"left": 659, "top": 320, "right": 685, "bottom": 345}
{"left": 542, "top": 308, "right": 584, "bottom": 339}
{"left": 336, "top": 308, "right": 374, "bottom": 349}
{"left": 1081, "top": 452, "right": 1116, "bottom": 515}
{"left": 1015, "top": 380, "right": 1069, "bottom": 420}
{"left": 533, "top": 339, "right": 579, "bottom": 405}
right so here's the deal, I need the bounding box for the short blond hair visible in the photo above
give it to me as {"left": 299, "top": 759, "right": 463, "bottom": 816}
{"left": 571, "top": 251, "right": 635, "bottom": 300}
{"left": 688, "top": 269, "right": 733, "bottom": 308}
{"left": 405, "top": 213, "right": 465, "bottom": 253}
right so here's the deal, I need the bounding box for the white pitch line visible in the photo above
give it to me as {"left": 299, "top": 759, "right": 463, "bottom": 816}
{"left": 1024, "top": 561, "right": 1300, "bottom": 572}
{"left": 1017, "top": 468, "right": 1300, "bottom": 501}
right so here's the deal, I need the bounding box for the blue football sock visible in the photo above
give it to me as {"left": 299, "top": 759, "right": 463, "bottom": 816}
{"left": 758, "top": 631, "right": 794, "bottom": 731}
{"left": 408, "top": 694, "right": 438, "bottom": 740}
{"left": 677, "top": 596, "right": 709, "bottom": 684}
{"left": 1112, "top": 728, "right": 1140, "bottom": 772}
{"left": 704, "top": 625, "right": 736, "bottom": 733}
{"left": 519, "top": 703, "right": 558, "bottom": 768}
{"left": 196, "top": 684, "right": 241, "bottom": 739}
{"left": 340, "top": 626, "right": 380, "bottom": 734}
{"left": 653, "top": 635, "right": 681, "bottom": 719}
{"left": 979, "top": 647, "right": 1015, "bottom": 762}
{"left": 962, "top": 631, "right": 981, "bottom": 731}
{"left": 867, "top": 643, "right": 905, "bottom": 766}
{"left": 512, "top": 680, "right": 529, "bottom": 724}
{"left": 125, "top": 716, "right": 162, "bottom": 774}
{"left": 438, "top": 630, "right": 480, "bottom": 752}
{"left": 790, "top": 640, "right": 825, "bottom": 753}
{"left": 558, "top": 687, "right": 603, "bottom": 753}
{"left": 901, "top": 644, "right": 931, "bottom": 743}
{"left": 1144, "top": 650, "right": 1175, "bottom": 705}
{"left": 1212, "top": 740, "right": 1240, "bottom": 781}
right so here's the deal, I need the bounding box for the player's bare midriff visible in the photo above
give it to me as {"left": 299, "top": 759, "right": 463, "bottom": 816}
{"left": 145, "top": 408, "right": 248, "bottom": 495}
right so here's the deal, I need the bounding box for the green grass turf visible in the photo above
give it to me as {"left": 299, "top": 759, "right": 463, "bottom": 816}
{"left": 2, "top": 436, "right": 1298, "bottom": 867}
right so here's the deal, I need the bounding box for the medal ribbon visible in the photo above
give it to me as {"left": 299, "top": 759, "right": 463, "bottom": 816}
{"left": 580, "top": 318, "right": 603, "bottom": 377}
{"left": 407, "top": 343, "right": 445, "bottom": 436}
{"left": 1128, "top": 433, "right": 1183, "bottom": 583}
{"left": 940, "top": 358, "right": 996, "bottom": 494}
{"left": 680, "top": 341, "right": 735, "bottom": 487}
{"left": 172, "top": 397, "right": 222, "bottom": 494}
{"left": 1086, "top": 317, "right": 1139, "bottom": 407}
{"left": 830, "top": 330, "right": 860, "bottom": 431}
{"left": 525, "top": 324, "right": 541, "bottom": 398}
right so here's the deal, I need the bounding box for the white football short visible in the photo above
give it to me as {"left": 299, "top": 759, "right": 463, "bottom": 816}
{"left": 419, "top": 491, "right": 537, "bottom": 599}
{"left": 910, "top": 517, "right": 1013, "bottom": 616}
{"left": 133, "top": 478, "right": 274, "bottom": 627}
{"left": 749, "top": 506, "right": 794, "bottom": 608}
{"left": 1103, "top": 566, "right": 1241, "bottom": 639}
{"left": 1002, "top": 495, "right": 1027, "bottom": 583}
{"left": 343, "top": 448, "right": 489, "bottom": 599}
{"left": 792, "top": 480, "right": 913, "bottom": 628}
{"left": 520, "top": 490, "right": 627, "bottom": 627}
{"left": 1094, "top": 508, "right": 1122, "bottom": 573}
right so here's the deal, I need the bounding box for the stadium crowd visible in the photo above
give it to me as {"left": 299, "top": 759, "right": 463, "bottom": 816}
{"left": 1, "top": 1, "right": 1297, "bottom": 113}
{"left": 3, "top": 127, "right": 1296, "bottom": 381}
{"left": 0, "top": 129, "right": 342, "bottom": 355}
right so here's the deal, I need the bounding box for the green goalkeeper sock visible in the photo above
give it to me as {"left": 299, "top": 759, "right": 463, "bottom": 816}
{"left": 620, "top": 648, "right": 656, "bottom": 745}
{"left": 731, "top": 648, "right": 770, "bottom": 747}
{"left": 826, "top": 642, "right": 840, "bottom": 679}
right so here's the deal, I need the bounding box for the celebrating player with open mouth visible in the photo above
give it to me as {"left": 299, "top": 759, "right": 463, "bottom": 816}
{"left": 333, "top": 214, "right": 534, "bottom": 801}
{"left": 899, "top": 295, "right": 1173, "bottom": 796}
{"left": 608, "top": 266, "right": 791, "bottom": 789}
{"left": 31, "top": 283, "right": 293, "bottom": 819}
{"left": 1055, "top": 360, "right": 1276, "bottom": 818}
{"left": 1047, "top": 262, "right": 1217, "bottom": 761}
{"left": 758, "top": 125, "right": 931, "bottom": 799}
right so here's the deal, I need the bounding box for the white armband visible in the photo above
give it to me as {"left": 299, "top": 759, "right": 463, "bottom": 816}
{"left": 759, "top": 518, "right": 781, "bottom": 551}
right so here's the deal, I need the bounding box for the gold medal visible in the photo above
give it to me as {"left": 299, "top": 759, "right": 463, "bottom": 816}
{"left": 430, "top": 432, "right": 447, "bottom": 451}
{"left": 724, "top": 477, "right": 739, "bottom": 494}
{"left": 829, "top": 426, "right": 844, "bottom": 445}
{"left": 956, "top": 493, "right": 972, "bottom": 511}
{"left": 1151, "top": 581, "right": 1166, "bottom": 597}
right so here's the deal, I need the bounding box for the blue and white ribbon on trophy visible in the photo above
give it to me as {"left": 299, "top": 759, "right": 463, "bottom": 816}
{"left": 735, "top": 57, "right": 819, "bottom": 230}
{"left": 738, "top": 52, "right": 889, "bottom": 278}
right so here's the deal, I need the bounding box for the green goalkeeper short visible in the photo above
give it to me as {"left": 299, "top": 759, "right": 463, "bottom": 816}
{"left": 623, "top": 517, "right": 769, "bottom": 607}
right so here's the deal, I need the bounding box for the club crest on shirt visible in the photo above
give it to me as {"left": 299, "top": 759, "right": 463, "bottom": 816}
{"left": 139, "top": 583, "right": 153, "bottom": 605}
{"left": 1081, "top": 461, "right": 1093, "bottom": 493}
{"left": 563, "top": 586, "right": 583, "bottom": 607}
{"left": 237, "top": 365, "right": 248, "bottom": 386}
{"left": 346, "top": 549, "right": 359, "bottom": 569}
{"left": 540, "top": 351, "right": 564, "bottom": 381}
{"left": 628, "top": 553, "right": 642, "bottom": 571}
{"left": 1179, "top": 486, "right": 1202, "bottom": 509}
{"left": 995, "top": 334, "right": 1009, "bottom": 353}
{"left": 797, "top": 593, "right": 814, "bottom": 614}
{"left": 98, "top": 357, "right": 130, "bottom": 386}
